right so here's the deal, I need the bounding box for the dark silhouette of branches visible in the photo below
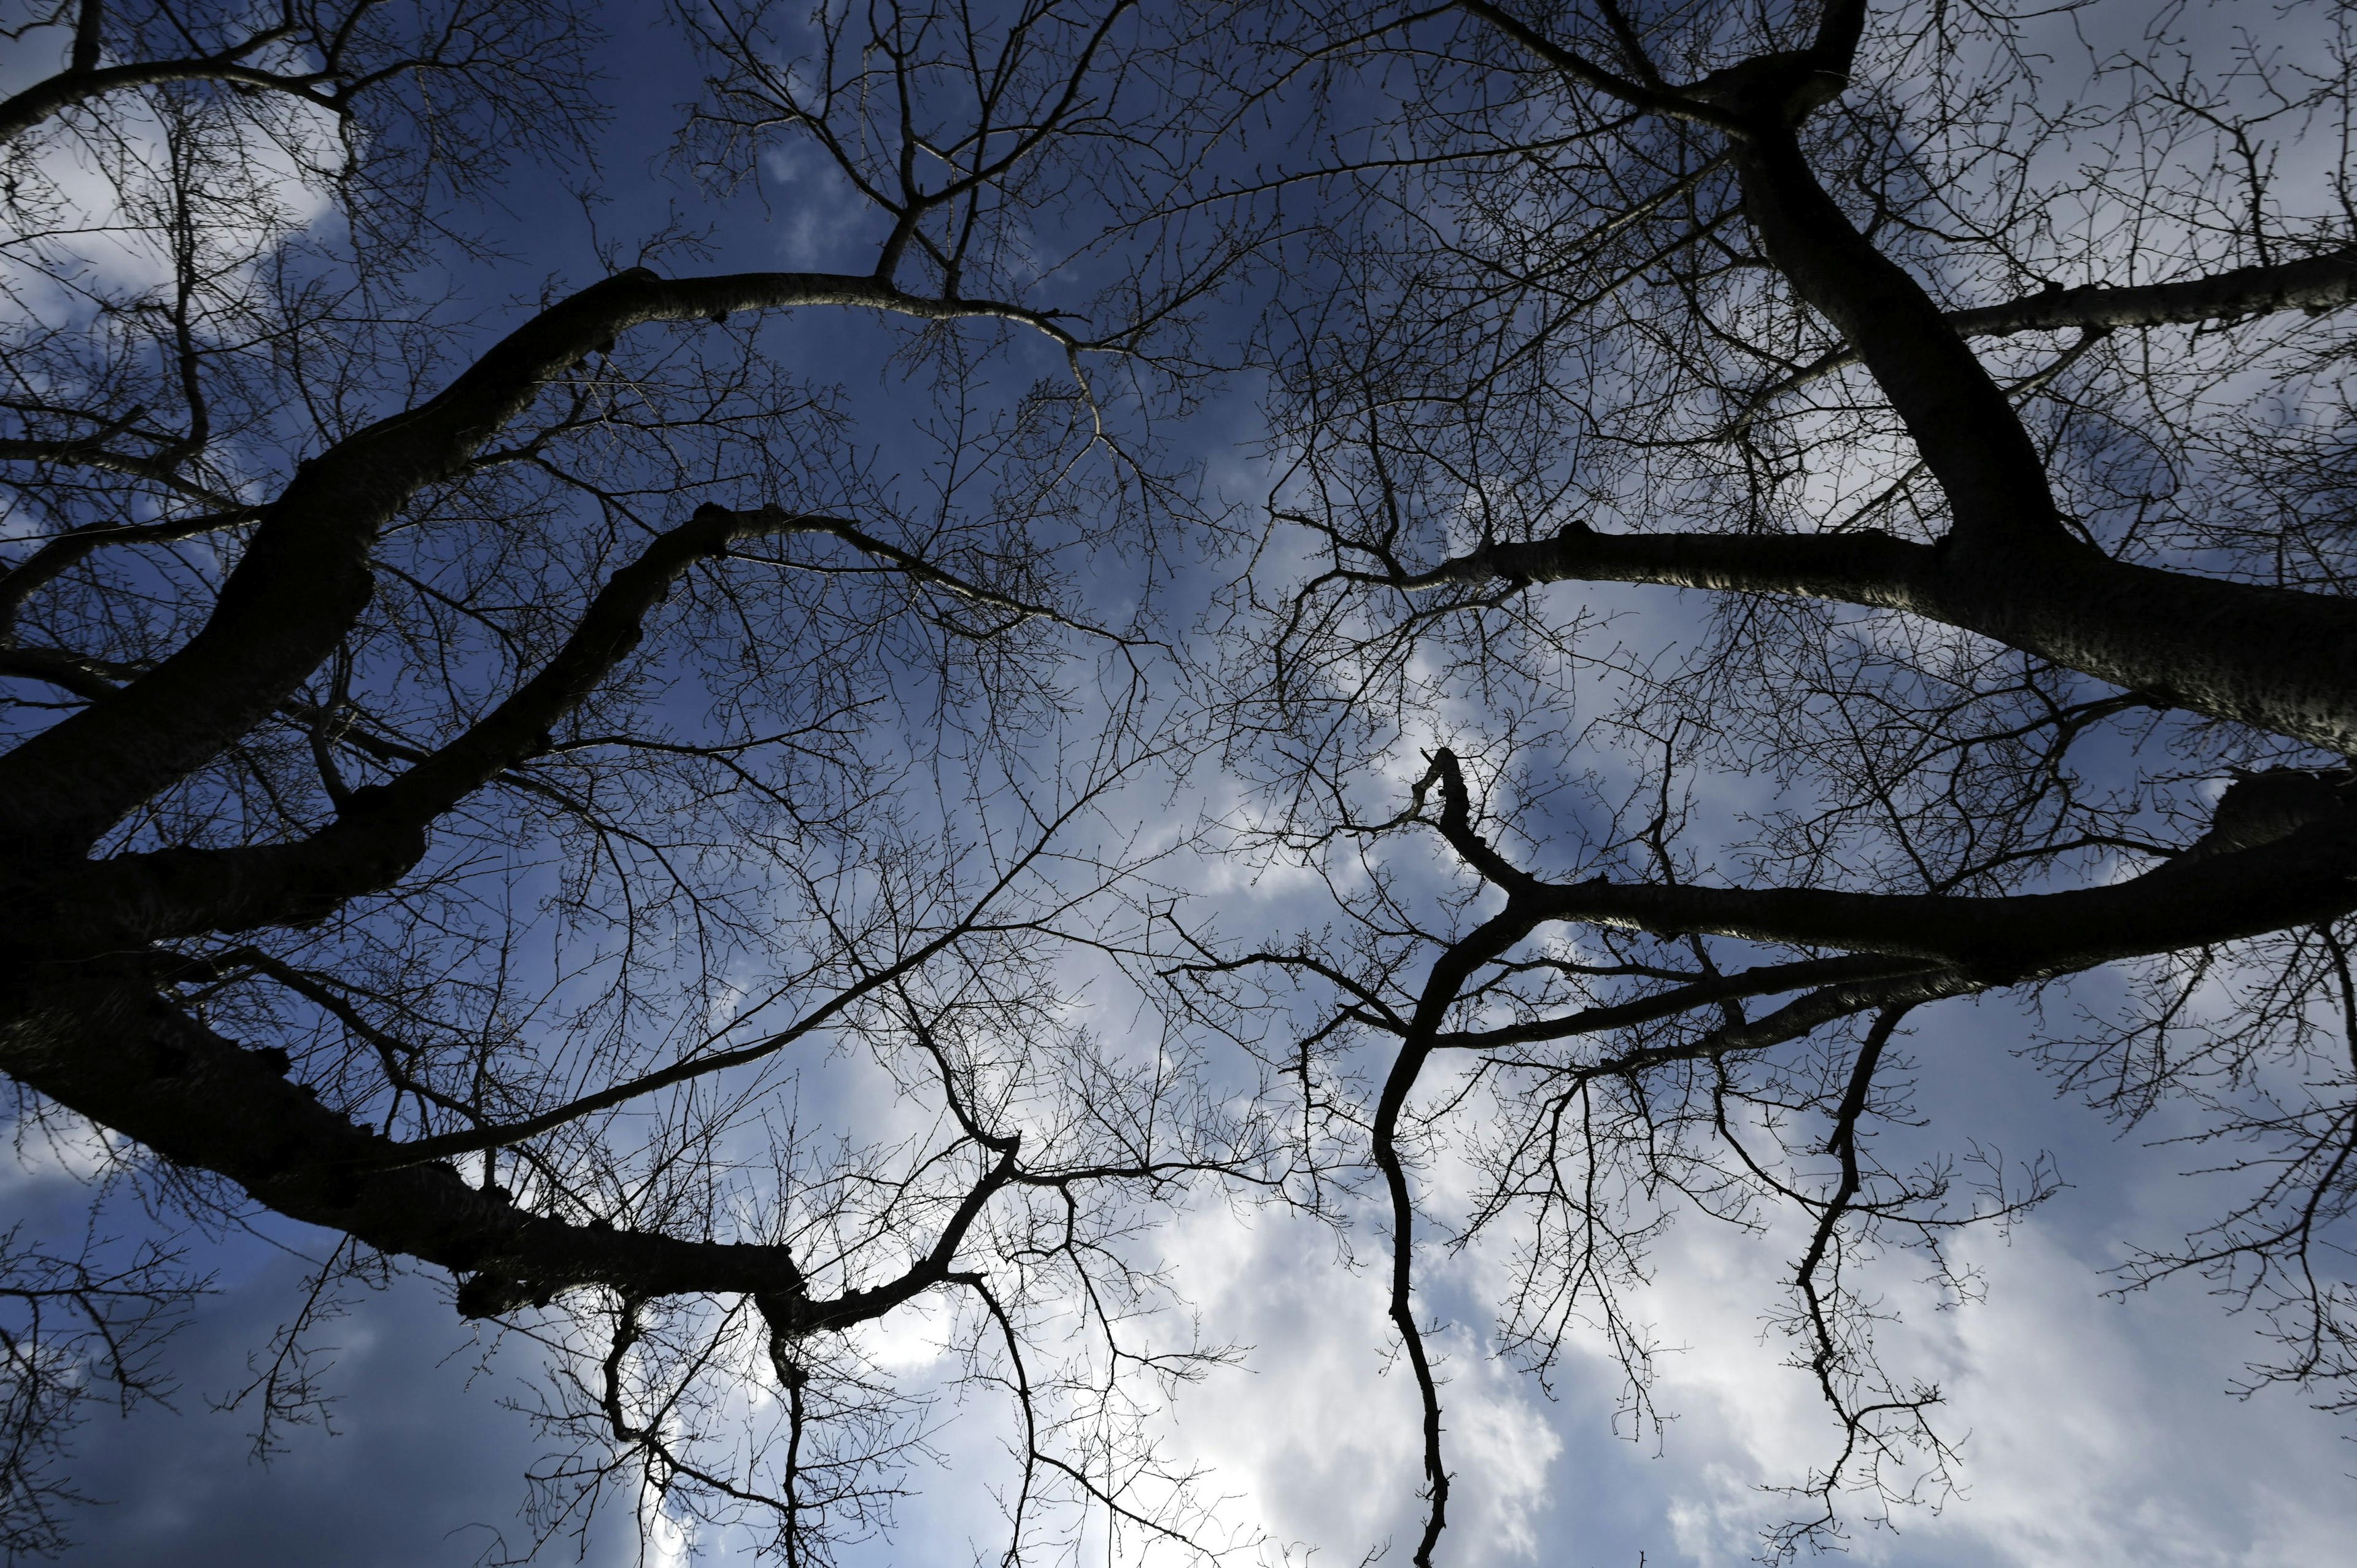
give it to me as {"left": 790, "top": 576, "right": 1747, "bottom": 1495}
{"left": 1193, "top": 0, "right": 2357, "bottom": 1559}
{"left": 17, "top": 0, "right": 2357, "bottom": 1560}
{"left": 0, "top": 1224, "right": 206, "bottom": 1559}
{"left": 0, "top": 1, "right": 1274, "bottom": 1561}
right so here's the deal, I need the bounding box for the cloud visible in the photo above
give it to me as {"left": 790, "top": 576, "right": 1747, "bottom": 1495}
{"left": 30, "top": 1244, "right": 641, "bottom": 1567}
{"left": 1558, "top": 995, "right": 2357, "bottom": 1567}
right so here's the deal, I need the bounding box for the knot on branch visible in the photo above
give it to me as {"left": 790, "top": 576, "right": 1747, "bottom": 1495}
{"left": 2180, "top": 768, "right": 2356, "bottom": 863}
{"left": 455, "top": 1271, "right": 541, "bottom": 1319}
{"left": 754, "top": 1286, "right": 815, "bottom": 1365}
{"left": 1685, "top": 53, "right": 1849, "bottom": 126}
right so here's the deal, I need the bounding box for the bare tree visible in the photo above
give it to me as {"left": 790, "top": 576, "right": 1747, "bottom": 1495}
{"left": 20, "top": 0, "right": 2357, "bottom": 1560}
{"left": 0, "top": 1, "right": 1279, "bottom": 1561}
{"left": 1190, "top": 0, "right": 2357, "bottom": 1560}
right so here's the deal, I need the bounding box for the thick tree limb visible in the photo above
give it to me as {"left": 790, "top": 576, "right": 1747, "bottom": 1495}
{"left": 0, "top": 646, "right": 136, "bottom": 703}
{"left": 1364, "top": 520, "right": 2357, "bottom": 754}
{"left": 1415, "top": 749, "right": 2357, "bottom": 977}
{"left": 0, "top": 435, "right": 250, "bottom": 510}
{"left": 1451, "top": 0, "right": 1745, "bottom": 131}
{"left": 1744, "top": 246, "right": 2357, "bottom": 411}
{"left": 1441, "top": 6, "right": 2357, "bottom": 752}
{"left": 0, "top": 0, "right": 488, "bottom": 148}
{"left": 0, "top": 962, "right": 1009, "bottom": 1329}
{"left": 1372, "top": 525, "right": 1930, "bottom": 606}
{"left": 5, "top": 500, "right": 1064, "bottom": 949}
{"left": 1727, "top": 127, "right": 2064, "bottom": 551}
{"left": 1953, "top": 246, "right": 2357, "bottom": 338}
{"left": 0, "top": 511, "right": 261, "bottom": 639}
{"left": 0, "top": 58, "right": 336, "bottom": 147}
{"left": 0, "top": 268, "right": 1082, "bottom": 859}
{"left": 1428, "top": 952, "right": 1942, "bottom": 1051}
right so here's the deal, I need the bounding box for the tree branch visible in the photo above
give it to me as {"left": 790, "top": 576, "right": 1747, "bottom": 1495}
{"left": 1413, "top": 749, "right": 2357, "bottom": 978}
{"left": 0, "top": 267, "right": 1089, "bottom": 859}
{"left": 1741, "top": 245, "right": 2357, "bottom": 414}
{"left": 1351, "top": 509, "right": 2357, "bottom": 755}
{"left": 0, "top": 962, "right": 1015, "bottom": 1331}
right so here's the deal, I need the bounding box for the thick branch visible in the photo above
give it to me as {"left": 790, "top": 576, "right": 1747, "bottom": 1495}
{"left": 1380, "top": 520, "right": 2357, "bottom": 754}
{"left": 1953, "top": 246, "right": 2357, "bottom": 338}
{"left": 0, "top": 511, "right": 260, "bottom": 640}
{"left": 1450, "top": 0, "right": 1743, "bottom": 131}
{"left": 0, "top": 434, "right": 250, "bottom": 509}
{"left": 1388, "top": 523, "right": 1929, "bottom": 608}
{"left": 0, "top": 964, "right": 1003, "bottom": 1329}
{"left": 1728, "top": 127, "right": 2062, "bottom": 551}
{"left": 1443, "top": 5, "right": 2061, "bottom": 552}
{"left": 1415, "top": 749, "right": 2357, "bottom": 977}
{"left": 1429, "top": 952, "right": 1940, "bottom": 1051}
{"left": 1746, "top": 246, "right": 2357, "bottom": 409}
{"left": 1445, "top": 12, "right": 2357, "bottom": 746}
{"left": 0, "top": 57, "right": 334, "bottom": 145}
{"left": 0, "top": 646, "right": 136, "bottom": 703}
{"left": 0, "top": 268, "right": 1075, "bottom": 859}
{"left": 9, "top": 504, "right": 993, "bottom": 947}
{"left": 1430, "top": 8, "right": 2357, "bottom": 746}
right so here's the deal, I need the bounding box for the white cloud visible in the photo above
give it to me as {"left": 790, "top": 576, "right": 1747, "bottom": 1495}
{"left": 1561, "top": 1057, "right": 2357, "bottom": 1566}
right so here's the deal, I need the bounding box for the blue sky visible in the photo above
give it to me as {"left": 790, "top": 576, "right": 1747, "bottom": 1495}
{"left": 25, "top": 973, "right": 2353, "bottom": 1567}
{"left": 9, "top": 4, "right": 2357, "bottom": 1566}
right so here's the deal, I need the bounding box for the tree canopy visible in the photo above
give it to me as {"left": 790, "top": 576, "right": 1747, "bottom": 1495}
{"left": 5, "top": 1, "right": 2357, "bottom": 1563}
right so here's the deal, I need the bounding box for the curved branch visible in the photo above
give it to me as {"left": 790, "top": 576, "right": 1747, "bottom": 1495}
{"left": 0, "top": 510, "right": 261, "bottom": 640}
{"left": 15, "top": 497, "right": 1095, "bottom": 947}
{"left": 0, "top": 962, "right": 1020, "bottom": 1332}
{"left": 0, "top": 56, "right": 335, "bottom": 147}
{"left": 1450, "top": 0, "right": 1744, "bottom": 131}
{"left": 0, "top": 267, "right": 1087, "bottom": 859}
{"left": 336, "top": 789, "right": 1099, "bottom": 1170}
{"left": 1415, "top": 748, "right": 2357, "bottom": 978}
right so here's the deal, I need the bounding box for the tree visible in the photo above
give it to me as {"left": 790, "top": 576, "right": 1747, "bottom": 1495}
{"left": 0, "top": 1, "right": 1272, "bottom": 1560}
{"left": 10, "top": 0, "right": 2357, "bottom": 1563}
{"left": 1193, "top": 0, "right": 2357, "bottom": 1560}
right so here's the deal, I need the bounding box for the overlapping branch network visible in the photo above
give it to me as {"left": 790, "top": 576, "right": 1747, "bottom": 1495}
{"left": 1202, "top": 0, "right": 2357, "bottom": 1559}
{"left": 0, "top": 2, "right": 1277, "bottom": 1562}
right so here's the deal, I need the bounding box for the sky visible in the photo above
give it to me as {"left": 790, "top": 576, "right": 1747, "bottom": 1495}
{"left": 23, "top": 986, "right": 2355, "bottom": 1568}
{"left": 9, "top": 4, "right": 2357, "bottom": 1567}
